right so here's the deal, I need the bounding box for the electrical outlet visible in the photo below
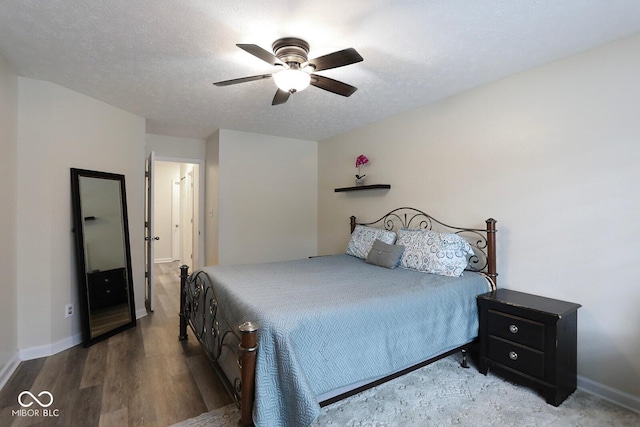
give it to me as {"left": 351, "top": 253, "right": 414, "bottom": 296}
{"left": 65, "top": 304, "right": 74, "bottom": 318}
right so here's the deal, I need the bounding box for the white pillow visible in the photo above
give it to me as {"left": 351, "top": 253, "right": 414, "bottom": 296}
{"left": 346, "top": 225, "right": 396, "bottom": 259}
{"left": 396, "top": 228, "right": 473, "bottom": 277}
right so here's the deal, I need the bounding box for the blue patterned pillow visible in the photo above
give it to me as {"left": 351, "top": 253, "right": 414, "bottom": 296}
{"left": 396, "top": 228, "right": 473, "bottom": 277}
{"left": 346, "top": 225, "right": 397, "bottom": 259}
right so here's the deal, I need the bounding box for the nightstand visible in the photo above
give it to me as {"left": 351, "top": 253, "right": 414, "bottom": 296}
{"left": 477, "top": 289, "right": 581, "bottom": 406}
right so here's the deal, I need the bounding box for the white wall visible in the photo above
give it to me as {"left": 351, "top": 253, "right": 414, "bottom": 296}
{"left": 146, "top": 133, "right": 205, "bottom": 160}
{"left": 205, "top": 131, "right": 220, "bottom": 266}
{"left": 16, "top": 77, "right": 146, "bottom": 355}
{"left": 318, "top": 33, "right": 640, "bottom": 406}
{"left": 0, "top": 52, "right": 19, "bottom": 385}
{"left": 217, "top": 129, "right": 318, "bottom": 265}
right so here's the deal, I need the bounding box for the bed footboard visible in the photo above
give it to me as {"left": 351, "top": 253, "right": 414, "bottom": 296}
{"left": 179, "top": 265, "right": 258, "bottom": 427}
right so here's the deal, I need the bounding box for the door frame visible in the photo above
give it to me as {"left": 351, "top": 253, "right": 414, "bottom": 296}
{"left": 145, "top": 151, "right": 155, "bottom": 312}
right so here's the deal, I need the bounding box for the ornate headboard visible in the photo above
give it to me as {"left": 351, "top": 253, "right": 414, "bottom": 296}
{"left": 350, "top": 207, "right": 497, "bottom": 287}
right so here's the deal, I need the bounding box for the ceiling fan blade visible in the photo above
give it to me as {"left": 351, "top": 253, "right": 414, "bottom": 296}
{"left": 213, "top": 74, "right": 273, "bottom": 87}
{"left": 237, "top": 44, "right": 284, "bottom": 66}
{"left": 306, "top": 48, "right": 363, "bottom": 72}
{"left": 272, "top": 89, "right": 291, "bottom": 105}
{"left": 310, "top": 74, "right": 357, "bottom": 97}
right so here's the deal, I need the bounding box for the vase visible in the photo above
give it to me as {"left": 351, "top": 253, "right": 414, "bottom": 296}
{"left": 355, "top": 177, "right": 366, "bottom": 186}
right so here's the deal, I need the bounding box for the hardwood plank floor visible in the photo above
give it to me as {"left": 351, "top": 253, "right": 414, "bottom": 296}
{"left": 0, "top": 262, "right": 232, "bottom": 427}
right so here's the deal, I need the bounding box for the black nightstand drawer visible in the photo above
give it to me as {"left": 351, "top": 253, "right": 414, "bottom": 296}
{"left": 488, "top": 309, "right": 545, "bottom": 351}
{"left": 488, "top": 336, "right": 544, "bottom": 379}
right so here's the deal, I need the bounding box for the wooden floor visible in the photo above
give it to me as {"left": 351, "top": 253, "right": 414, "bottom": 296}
{"left": 0, "top": 262, "right": 232, "bottom": 427}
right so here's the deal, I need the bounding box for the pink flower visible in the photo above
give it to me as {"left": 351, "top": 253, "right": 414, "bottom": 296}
{"left": 355, "top": 155, "right": 369, "bottom": 168}
{"left": 355, "top": 154, "right": 369, "bottom": 179}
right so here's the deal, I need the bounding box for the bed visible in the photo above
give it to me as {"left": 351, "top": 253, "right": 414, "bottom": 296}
{"left": 178, "top": 207, "right": 497, "bottom": 426}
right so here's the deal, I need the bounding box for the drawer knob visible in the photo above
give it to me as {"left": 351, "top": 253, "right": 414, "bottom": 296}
{"left": 509, "top": 324, "right": 519, "bottom": 334}
{"left": 509, "top": 351, "right": 518, "bottom": 360}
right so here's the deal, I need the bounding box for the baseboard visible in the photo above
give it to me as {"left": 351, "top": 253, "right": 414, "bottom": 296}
{"left": 11, "top": 307, "right": 147, "bottom": 367}
{"left": 18, "top": 333, "right": 83, "bottom": 362}
{"left": 578, "top": 375, "right": 640, "bottom": 414}
{"left": 18, "top": 309, "right": 146, "bottom": 362}
{"left": 154, "top": 258, "right": 174, "bottom": 263}
{"left": 9, "top": 308, "right": 146, "bottom": 382}
{"left": 136, "top": 307, "right": 148, "bottom": 319}
{"left": 0, "top": 352, "right": 21, "bottom": 391}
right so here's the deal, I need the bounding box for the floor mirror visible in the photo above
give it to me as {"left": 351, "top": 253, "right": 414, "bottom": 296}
{"left": 71, "top": 168, "right": 136, "bottom": 346}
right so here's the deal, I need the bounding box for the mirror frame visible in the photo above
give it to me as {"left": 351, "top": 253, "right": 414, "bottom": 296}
{"left": 71, "top": 168, "right": 136, "bottom": 346}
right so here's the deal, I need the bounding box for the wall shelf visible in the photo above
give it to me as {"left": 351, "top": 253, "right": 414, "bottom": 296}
{"left": 334, "top": 184, "right": 391, "bottom": 192}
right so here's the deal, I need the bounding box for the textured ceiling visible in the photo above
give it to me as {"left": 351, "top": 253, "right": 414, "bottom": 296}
{"left": 1, "top": 1, "right": 640, "bottom": 141}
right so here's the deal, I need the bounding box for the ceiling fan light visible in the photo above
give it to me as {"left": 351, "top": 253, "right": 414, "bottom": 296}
{"left": 273, "top": 68, "right": 311, "bottom": 92}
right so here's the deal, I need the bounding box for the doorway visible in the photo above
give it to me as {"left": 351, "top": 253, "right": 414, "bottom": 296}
{"left": 154, "top": 161, "right": 199, "bottom": 267}
{"left": 145, "top": 154, "right": 204, "bottom": 312}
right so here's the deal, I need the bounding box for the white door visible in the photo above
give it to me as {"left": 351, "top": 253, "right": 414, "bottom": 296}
{"left": 145, "top": 151, "right": 157, "bottom": 312}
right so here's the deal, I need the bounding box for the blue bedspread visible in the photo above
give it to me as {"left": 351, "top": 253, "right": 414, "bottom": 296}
{"left": 198, "top": 254, "right": 491, "bottom": 427}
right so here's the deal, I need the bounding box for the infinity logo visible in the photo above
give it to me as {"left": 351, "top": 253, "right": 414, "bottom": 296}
{"left": 18, "top": 391, "right": 54, "bottom": 408}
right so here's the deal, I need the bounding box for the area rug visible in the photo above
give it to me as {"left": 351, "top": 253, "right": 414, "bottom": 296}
{"left": 171, "top": 355, "right": 640, "bottom": 426}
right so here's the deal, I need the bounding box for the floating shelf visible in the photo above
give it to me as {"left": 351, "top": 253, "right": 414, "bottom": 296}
{"left": 334, "top": 184, "right": 391, "bottom": 192}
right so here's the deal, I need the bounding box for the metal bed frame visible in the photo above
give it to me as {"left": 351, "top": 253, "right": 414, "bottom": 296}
{"left": 179, "top": 207, "right": 497, "bottom": 426}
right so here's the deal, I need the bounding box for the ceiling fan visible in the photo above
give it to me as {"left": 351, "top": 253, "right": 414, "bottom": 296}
{"left": 213, "top": 37, "right": 363, "bottom": 105}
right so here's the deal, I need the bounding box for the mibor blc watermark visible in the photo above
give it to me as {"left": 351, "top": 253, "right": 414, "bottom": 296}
{"left": 12, "top": 391, "right": 60, "bottom": 418}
